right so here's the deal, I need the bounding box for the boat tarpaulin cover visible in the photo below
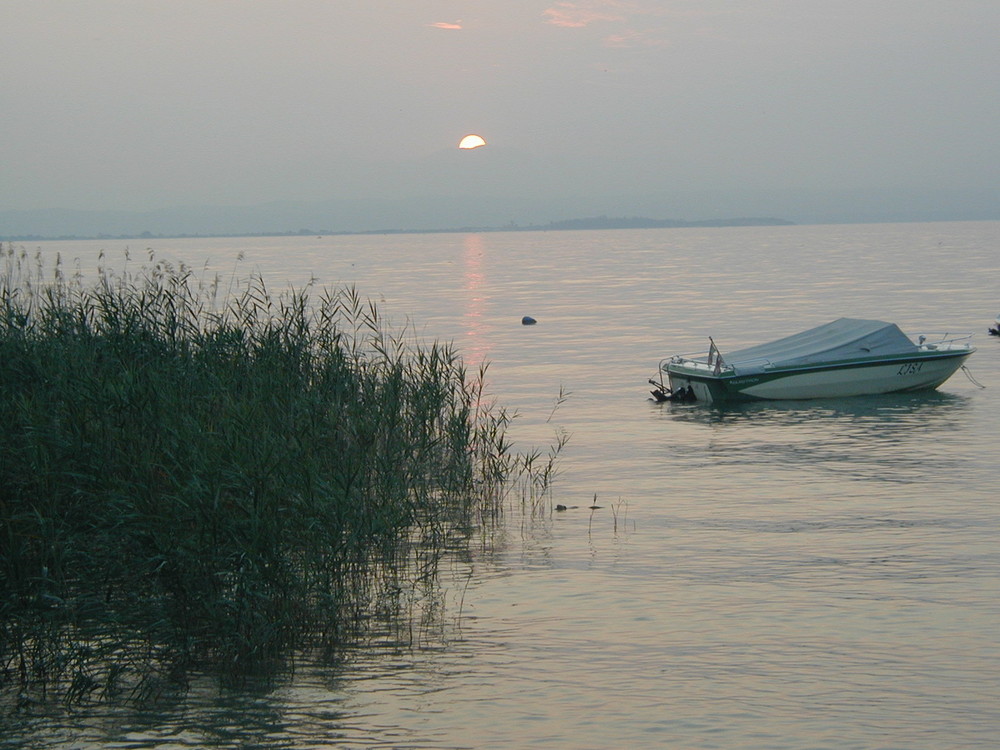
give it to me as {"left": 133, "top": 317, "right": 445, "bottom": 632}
{"left": 724, "top": 318, "right": 917, "bottom": 373}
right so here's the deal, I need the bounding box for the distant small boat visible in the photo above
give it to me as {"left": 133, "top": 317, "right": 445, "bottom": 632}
{"left": 989, "top": 314, "right": 1000, "bottom": 336}
{"left": 650, "top": 317, "right": 975, "bottom": 404}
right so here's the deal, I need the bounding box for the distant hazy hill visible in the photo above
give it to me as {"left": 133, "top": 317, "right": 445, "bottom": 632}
{"left": 521, "top": 216, "right": 794, "bottom": 231}
{"left": 0, "top": 206, "right": 793, "bottom": 242}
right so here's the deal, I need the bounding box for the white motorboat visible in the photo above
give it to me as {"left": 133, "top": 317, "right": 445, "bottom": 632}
{"left": 650, "top": 317, "right": 975, "bottom": 404}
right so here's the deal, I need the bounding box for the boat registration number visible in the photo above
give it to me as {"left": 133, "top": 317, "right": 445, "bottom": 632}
{"left": 897, "top": 362, "right": 923, "bottom": 376}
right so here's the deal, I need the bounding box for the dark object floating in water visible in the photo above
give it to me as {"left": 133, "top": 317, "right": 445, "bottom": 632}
{"left": 522, "top": 316, "right": 537, "bottom": 325}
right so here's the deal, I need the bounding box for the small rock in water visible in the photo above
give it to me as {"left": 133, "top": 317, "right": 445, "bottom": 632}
{"left": 521, "top": 316, "right": 537, "bottom": 325}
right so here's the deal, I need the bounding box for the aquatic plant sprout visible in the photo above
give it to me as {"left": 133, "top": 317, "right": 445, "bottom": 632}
{"left": 0, "top": 245, "right": 561, "bottom": 703}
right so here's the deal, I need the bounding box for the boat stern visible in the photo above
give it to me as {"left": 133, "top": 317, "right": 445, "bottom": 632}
{"left": 661, "top": 356, "right": 740, "bottom": 403}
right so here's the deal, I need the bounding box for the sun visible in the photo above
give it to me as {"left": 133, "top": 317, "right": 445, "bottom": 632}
{"left": 458, "top": 134, "right": 487, "bottom": 149}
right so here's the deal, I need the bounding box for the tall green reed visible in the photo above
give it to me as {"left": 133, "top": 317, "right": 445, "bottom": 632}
{"left": 0, "top": 245, "right": 557, "bottom": 702}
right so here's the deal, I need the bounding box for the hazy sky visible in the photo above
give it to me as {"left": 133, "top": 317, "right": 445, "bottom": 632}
{"left": 3, "top": 1, "right": 999, "bottom": 230}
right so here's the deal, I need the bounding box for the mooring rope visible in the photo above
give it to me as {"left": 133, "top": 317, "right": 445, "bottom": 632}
{"left": 961, "top": 365, "right": 986, "bottom": 389}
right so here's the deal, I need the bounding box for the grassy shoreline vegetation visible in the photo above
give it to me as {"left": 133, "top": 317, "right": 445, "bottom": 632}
{"left": 0, "top": 245, "right": 559, "bottom": 705}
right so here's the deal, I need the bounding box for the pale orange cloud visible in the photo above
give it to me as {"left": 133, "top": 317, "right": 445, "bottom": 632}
{"left": 543, "top": 2, "right": 624, "bottom": 28}
{"left": 429, "top": 21, "right": 462, "bottom": 30}
{"left": 543, "top": 1, "right": 671, "bottom": 48}
{"left": 603, "top": 28, "right": 667, "bottom": 48}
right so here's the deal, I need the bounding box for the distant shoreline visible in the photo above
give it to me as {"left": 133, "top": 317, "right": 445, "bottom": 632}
{"left": 1, "top": 215, "right": 794, "bottom": 243}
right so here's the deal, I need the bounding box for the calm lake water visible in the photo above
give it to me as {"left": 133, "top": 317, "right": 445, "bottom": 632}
{"left": 4, "top": 221, "right": 1000, "bottom": 749}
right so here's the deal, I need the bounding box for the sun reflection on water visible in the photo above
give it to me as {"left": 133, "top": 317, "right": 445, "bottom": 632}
{"left": 461, "top": 233, "right": 493, "bottom": 367}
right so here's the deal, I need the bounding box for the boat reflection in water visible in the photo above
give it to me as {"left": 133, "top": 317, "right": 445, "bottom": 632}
{"left": 654, "top": 390, "right": 973, "bottom": 485}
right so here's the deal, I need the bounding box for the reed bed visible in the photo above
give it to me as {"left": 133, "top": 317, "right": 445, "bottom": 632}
{"left": 0, "top": 246, "right": 552, "bottom": 703}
